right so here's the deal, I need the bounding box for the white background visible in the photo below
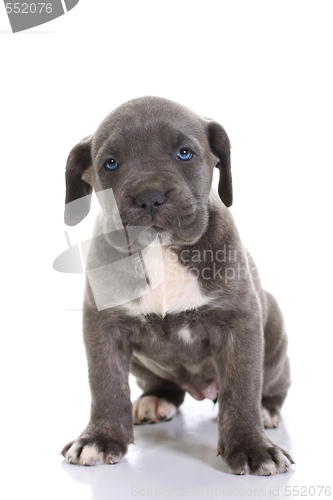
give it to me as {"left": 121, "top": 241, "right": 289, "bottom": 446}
{"left": 1, "top": 1, "right": 333, "bottom": 499}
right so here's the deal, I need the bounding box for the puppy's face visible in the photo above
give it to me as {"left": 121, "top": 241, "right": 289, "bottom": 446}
{"left": 65, "top": 97, "right": 232, "bottom": 248}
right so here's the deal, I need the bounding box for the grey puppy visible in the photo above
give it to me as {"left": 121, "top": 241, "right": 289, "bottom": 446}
{"left": 61, "top": 96, "right": 293, "bottom": 475}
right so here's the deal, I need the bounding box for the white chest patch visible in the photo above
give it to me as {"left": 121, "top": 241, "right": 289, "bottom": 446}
{"left": 125, "top": 244, "right": 211, "bottom": 317}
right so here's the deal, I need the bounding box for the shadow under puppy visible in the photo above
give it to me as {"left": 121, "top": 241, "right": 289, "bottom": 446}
{"left": 61, "top": 96, "right": 293, "bottom": 475}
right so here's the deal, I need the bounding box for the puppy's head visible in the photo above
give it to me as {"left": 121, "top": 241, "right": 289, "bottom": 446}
{"left": 65, "top": 97, "right": 232, "bottom": 247}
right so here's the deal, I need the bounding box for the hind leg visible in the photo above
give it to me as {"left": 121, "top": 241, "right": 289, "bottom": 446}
{"left": 130, "top": 356, "right": 185, "bottom": 425}
{"left": 262, "top": 291, "right": 291, "bottom": 428}
{"left": 262, "top": 389, "right": 288, "bottom": 428}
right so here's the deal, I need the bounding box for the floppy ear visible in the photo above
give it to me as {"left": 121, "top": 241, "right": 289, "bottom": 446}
{"left": 65, "top": 135, "right": 93, "bottom": 226}
{"left": 206, "top": 121, "right": 233, "bottom": 207}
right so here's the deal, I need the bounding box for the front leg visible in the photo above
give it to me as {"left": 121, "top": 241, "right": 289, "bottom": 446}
{"left": 214, "top": 309, "right": 293, "bottom": 475}
{"left": 61, "top": 308, "right": 134, "bottom": 466}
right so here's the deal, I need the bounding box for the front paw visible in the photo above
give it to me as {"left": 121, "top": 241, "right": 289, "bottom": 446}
{"left": 61, "top": 433, "right": 130, "bottom": 466}
{"left": 218, "top": 436, "right": 294, "bottom": 476}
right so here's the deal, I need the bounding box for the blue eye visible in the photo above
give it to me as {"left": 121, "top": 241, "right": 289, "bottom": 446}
{"left": 177, "top": 148, "right": 193, "bottom": 161}
{"left": 104, "top": 158, "right": 119, "bottom": 171}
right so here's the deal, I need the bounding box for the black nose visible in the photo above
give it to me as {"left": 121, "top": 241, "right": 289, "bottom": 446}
{"left": 134, "top": 189, "right": 167, "bottom": 216}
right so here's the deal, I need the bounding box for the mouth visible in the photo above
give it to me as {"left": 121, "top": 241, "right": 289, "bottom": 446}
{"left": 151, "top": 224, "right": 167, "bottom": 232}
